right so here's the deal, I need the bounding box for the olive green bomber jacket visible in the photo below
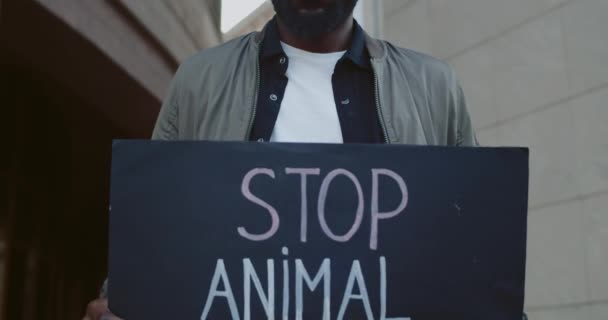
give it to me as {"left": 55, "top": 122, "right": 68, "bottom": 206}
{"left": 151, "top": 23, "right": 477, "bottom": 146}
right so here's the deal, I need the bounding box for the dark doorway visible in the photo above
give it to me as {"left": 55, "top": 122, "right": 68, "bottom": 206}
{"left": 1, "top": 58, "right": 116, "bottom": 320}
{"left": 1, "top": 0, "right": 162, "bottom": 318}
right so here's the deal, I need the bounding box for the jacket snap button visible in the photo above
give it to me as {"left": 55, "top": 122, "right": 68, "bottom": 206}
{"left": 279, "top": 57, "right": 286, "bottom": 64}
{"left": 341, "top": 98, "right": 350, "bottom": 105}
{"left": 270, "top": 94, "right": 278, "bottom": 101}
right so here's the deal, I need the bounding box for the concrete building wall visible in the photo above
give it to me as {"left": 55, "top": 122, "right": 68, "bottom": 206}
{"left": 119, "top": 0, "right": 221, "bottom": 62}
{"left": 382, "top": 0, "right": 608, "bottom": 318}
{"left": 1, "top": 1, "right": 222, "bottom": 318}
{"left": 223, "top": 1, "right": 274, "bottom": 41}
{"left": 35, "top": 0, "right": 221, "bottom": 101}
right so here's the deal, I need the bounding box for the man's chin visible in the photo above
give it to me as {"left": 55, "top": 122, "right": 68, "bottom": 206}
{"left": 273, "top": 0, "right": 357, "bottom": 39}
{"left": 297, "top": 8, "right": 327, "bottom": 15}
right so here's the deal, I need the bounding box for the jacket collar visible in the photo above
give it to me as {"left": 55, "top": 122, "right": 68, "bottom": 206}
{"left": 255, "top": 16, "right": 385, "bottom": 65}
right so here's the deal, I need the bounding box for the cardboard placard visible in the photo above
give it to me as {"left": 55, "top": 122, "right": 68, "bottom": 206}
{"left": 109, "top": 141, "right": 528, "bottom": 320}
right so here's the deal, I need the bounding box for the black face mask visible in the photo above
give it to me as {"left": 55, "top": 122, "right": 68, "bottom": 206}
{"left": 271, "top": 0, "right": 359, "bottom": 39}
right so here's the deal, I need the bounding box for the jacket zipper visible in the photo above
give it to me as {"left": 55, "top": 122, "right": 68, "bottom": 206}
{"left": 246, "top": 53, "right": 262, "bottom": 140}
{"left": 373, "top": 68, "right": 390, "bottom": 144}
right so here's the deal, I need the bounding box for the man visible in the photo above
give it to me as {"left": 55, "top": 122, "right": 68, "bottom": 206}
{"left": 84, "top": 0, "right": 476, "bottom": 318}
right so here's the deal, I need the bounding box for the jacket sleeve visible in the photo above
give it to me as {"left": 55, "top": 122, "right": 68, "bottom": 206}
{"left": 151, "top": 68, "right": 182, "bottom": 140}
{"left": 448, "top": 70, "right": 478, "bottom": 147}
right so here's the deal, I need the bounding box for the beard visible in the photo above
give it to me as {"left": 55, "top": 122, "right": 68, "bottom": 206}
{"left": 271, "top": 0, "right": 359, "bottom": 39}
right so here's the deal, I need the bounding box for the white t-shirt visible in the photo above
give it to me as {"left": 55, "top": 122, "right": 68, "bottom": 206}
{"left": 269, "top": 42, "right": 346, "bottom": 143}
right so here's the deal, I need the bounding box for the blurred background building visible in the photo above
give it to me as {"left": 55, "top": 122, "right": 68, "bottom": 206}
{"left": 0, "top": 0, "right": 221, "bottom": 318}
{"left": 1, "top": 0, "right": 606, "bottom": 319}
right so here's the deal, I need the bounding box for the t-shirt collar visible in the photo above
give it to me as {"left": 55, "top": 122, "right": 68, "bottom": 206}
{"left": 260, "top": 16, "right": 371, "bottom": 70}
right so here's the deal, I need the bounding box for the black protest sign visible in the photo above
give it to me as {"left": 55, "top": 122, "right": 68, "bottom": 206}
{"left": 108, "top": 141, "right": 529, "bottom": 320}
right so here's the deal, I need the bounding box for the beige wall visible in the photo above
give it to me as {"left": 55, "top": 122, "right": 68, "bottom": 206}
{"left": 35, "top": 0, "right": 220, "bottom": 101}
{"left": 223, "top": 1, "right": 274, "bottom": 41}
{"left": 383, "top": 0, "right": 608, "bottom": 318}
{"left": 119, "top": 0, "right": 221, "bottom": 62}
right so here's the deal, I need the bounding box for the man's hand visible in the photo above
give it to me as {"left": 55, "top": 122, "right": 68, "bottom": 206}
{"left": 83, "top": 298, "right": 122, "bottom": 320}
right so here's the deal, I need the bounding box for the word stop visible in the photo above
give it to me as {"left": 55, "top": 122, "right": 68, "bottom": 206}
{"left": 238, "top": 168, "right": 409, "bottom": 250}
